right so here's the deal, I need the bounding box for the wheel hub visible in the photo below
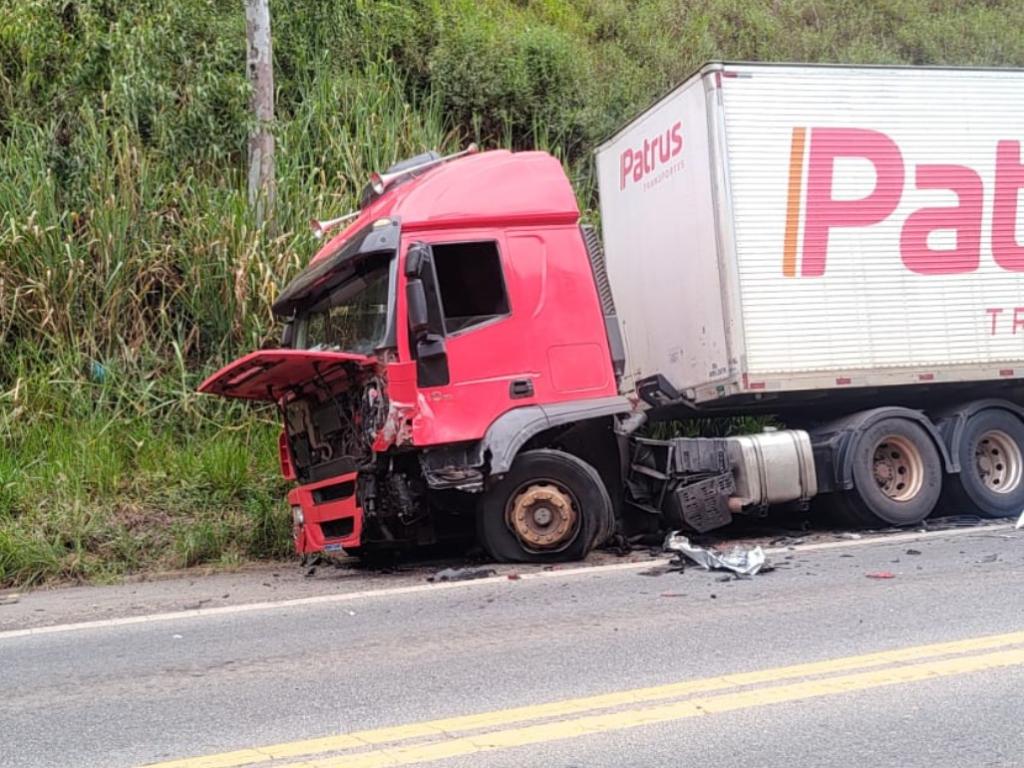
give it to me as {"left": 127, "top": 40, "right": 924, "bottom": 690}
{"left": 974, "top": 429, "right": 1023, "bottom": 494}
{"left": 507, "top": 483, "right": 578, "bottom": 551}
{"left": 872, "top": 435, "right": 924, "bottom": 502}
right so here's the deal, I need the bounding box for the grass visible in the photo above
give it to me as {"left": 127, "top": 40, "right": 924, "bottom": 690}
{"left": 2, "top": 0, "right": 1024, "bottom": 587}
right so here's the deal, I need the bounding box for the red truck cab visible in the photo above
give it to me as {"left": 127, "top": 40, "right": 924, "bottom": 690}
{"left": 200, "top": 149, "right": 630, "bottom": 561}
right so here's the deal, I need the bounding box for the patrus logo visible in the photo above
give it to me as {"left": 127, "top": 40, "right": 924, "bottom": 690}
{"left": 783, "top": 127, "right": 1024, "bottom": 277}
{"left": 619, "top": 121, "right": 684, "bottom": 190}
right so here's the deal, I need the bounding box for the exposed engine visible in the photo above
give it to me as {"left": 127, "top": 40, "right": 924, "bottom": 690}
{"left": 284, "top": 374, "right": 388, "bottom": 483}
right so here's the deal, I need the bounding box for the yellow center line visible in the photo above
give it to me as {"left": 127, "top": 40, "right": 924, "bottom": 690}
{"left": 301, "top": 647, "right": 1024, "bottom": 768}
{"left": 143, "top": 630, "right": 1024, "bottom": 768}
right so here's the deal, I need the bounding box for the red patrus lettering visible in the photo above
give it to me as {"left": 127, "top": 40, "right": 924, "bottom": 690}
{"left": 802, "top": 128, "right": 905, "bottom": 277}
{"left": 900, "top": 165, "right": 983, "bottom": 274}
{"left": 619, "top": 150, "right": 633, "bottom": 190}
{"left": 993, "top": 140, "right": 1024, "bottom": 271}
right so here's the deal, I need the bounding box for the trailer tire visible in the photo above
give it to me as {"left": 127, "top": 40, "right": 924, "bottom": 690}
{"left": 477, "top": 449, "right": 611, "bottom": 563}
{"left": 940, "top": 409, "right": 1024, "bottom": 518}
{"left": 834, "top": 418, "right": 942, "bottom": 527}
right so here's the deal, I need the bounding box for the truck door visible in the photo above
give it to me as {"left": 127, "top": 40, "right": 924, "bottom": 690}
{"left": 404, "top": 233, "right": 525, "bottom": 444}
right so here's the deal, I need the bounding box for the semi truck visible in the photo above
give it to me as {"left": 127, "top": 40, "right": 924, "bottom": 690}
{"left": 200, "top": 63, "right": 1024, "bottom": 563}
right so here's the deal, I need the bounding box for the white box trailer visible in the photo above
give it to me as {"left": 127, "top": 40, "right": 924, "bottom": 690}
{"left": 596, "top": 63, "right": 1024, "bottom": 405}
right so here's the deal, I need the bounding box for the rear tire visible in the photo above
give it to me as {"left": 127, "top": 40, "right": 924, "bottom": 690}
{"left": 939, "top": 409, "right": 1024, "bottom": 518}
{"left": 476, "top": 449, "right": 612, "bottom": 564}
{"left": 832, "top": 417, "right": 942, "bottom": 527}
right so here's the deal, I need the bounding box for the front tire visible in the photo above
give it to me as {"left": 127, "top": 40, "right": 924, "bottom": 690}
{"left": 477, "top": 449, "right": 612, "bottom": 563}
{"left": 940, "top": 409, "right": 1024, "bottom": 518}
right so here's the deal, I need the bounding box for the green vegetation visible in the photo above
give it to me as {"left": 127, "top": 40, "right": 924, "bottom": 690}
{"left": 3, "top": 0, "right": 1023, "bottom": 586}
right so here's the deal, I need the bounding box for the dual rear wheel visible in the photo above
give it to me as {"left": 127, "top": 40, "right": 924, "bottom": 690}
{"left": 833, "top": 410, "right": 1024, "bottom": 528}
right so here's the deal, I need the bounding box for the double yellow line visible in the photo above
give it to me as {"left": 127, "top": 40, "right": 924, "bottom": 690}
{"left": 147, "top": 630, "right": 1024, "bottom": 768}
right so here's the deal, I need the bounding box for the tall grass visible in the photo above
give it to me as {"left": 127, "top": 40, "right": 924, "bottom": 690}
{"left": 2, "top": 0, "right": 1023, "bottom": 587}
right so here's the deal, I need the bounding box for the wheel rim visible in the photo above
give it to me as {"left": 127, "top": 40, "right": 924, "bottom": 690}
{"left": 974, "top": 429, "right": 1023, "bottom": 494}
{"left": 505, "top": 480, "right": 580, "bottom": 553}
{"left": 872, "top": 435, "right": 924, "bottom": 502}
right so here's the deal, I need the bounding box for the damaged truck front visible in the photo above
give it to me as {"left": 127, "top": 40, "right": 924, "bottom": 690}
{"left": 201, "top": 149, "right": 632, "bottom": 560}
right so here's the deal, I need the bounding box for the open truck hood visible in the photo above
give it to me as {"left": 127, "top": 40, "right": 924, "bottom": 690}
{"left": 198, "top": 349, "right": 375, "bottom": 402}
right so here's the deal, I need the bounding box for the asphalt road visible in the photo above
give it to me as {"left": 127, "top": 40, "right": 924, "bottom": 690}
{"left": 2, "top": 525, "right": 1023, "bottom": 768}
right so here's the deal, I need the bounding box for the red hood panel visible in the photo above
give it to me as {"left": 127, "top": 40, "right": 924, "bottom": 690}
{"left": 198, "top": 349, "right": 375, "bottom": 402}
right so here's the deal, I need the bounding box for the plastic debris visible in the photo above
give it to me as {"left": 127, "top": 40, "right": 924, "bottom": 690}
{"left": 866, "top": 571, "right": 896, "bottom": 579}
{"left": 663, "top": 532, "right": 768, "bottom": 576}
{"left": 427, "top": 566, "right": 497, "bottom": 583}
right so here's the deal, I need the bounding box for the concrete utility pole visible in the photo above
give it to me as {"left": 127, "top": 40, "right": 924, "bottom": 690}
{"left": 245, "top": 0, "right": 275, "bottom": 227}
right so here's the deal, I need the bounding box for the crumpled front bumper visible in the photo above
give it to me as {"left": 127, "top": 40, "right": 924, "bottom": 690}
{"left": 288, "top": 472, "right": 363, "bottom": 554}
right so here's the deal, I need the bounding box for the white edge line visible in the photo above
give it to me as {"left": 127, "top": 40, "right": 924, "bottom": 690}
{"left": 0, "top": 523, "right": 1014, "bottom": 641}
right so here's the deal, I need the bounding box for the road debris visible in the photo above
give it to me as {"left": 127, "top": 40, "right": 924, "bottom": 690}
{"left": 838, "top": 532, "right": 862, "bottom": 540}
{"left": 866, "top": 571, "right": 896, "bottom": 579}
{"left": 637, "top": 563, "right": 685, "bottom": 577}
{"left": 905, "top": 549, "right": 922, "bottom": 556}
{"left": 427, "top": 566, "right": 497, "bottom": 583}
{"left": 0, "top": 593, "right": 21, "bottom": 607}
{"left": 507, "top": 573, "right": 521, "bottom": 581}
{"left": 1016, "top": 510, "right": 1024, "bottom": 530}
{"left": 664, "top": 532, "right": 769, "bottom": 576}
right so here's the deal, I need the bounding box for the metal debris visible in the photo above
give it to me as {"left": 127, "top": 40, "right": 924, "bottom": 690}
{"left": 663, "top": 532, "right": 768, "bottom": 576}
{"left": 427, "top": 566, "right": 497, "bottom": 583}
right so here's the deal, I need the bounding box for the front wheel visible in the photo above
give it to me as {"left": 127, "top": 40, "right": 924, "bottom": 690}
{"left": 476, "top": 449, "right": 613, "bottom": 563}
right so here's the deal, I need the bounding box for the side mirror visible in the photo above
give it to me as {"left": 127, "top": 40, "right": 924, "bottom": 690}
{"left": 406, "top": 279, "right": 430, "bottom": 339}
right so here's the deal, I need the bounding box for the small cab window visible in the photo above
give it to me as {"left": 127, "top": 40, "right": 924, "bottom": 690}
{"left": 432, "top": 241, "right": 510, "bottom": 333}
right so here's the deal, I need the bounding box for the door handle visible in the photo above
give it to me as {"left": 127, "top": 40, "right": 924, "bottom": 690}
{"left": 509, "top": 379, "right": 534, "bottom": 399}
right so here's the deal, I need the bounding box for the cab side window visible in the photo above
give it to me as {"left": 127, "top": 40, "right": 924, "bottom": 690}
{"left": 432, "top": 241, "right": 510, "bottom": 333}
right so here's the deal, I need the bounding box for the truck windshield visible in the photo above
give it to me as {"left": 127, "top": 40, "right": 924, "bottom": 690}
{"left": 300, "top": 254, "right": 392, "bottom": 354}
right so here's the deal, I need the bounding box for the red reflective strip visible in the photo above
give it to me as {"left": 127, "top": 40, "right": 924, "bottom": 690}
{"left": 836, "top": 377, "right": 852, "bottom": 386}
{"left": 748, "top": 381, "right": 766, "bottom": 391}
{"left": 918, "top": 373, "right": 935, "bottom": 382}
{"left": 1000, "top": 369, "right": 1015, "bottom": 377}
